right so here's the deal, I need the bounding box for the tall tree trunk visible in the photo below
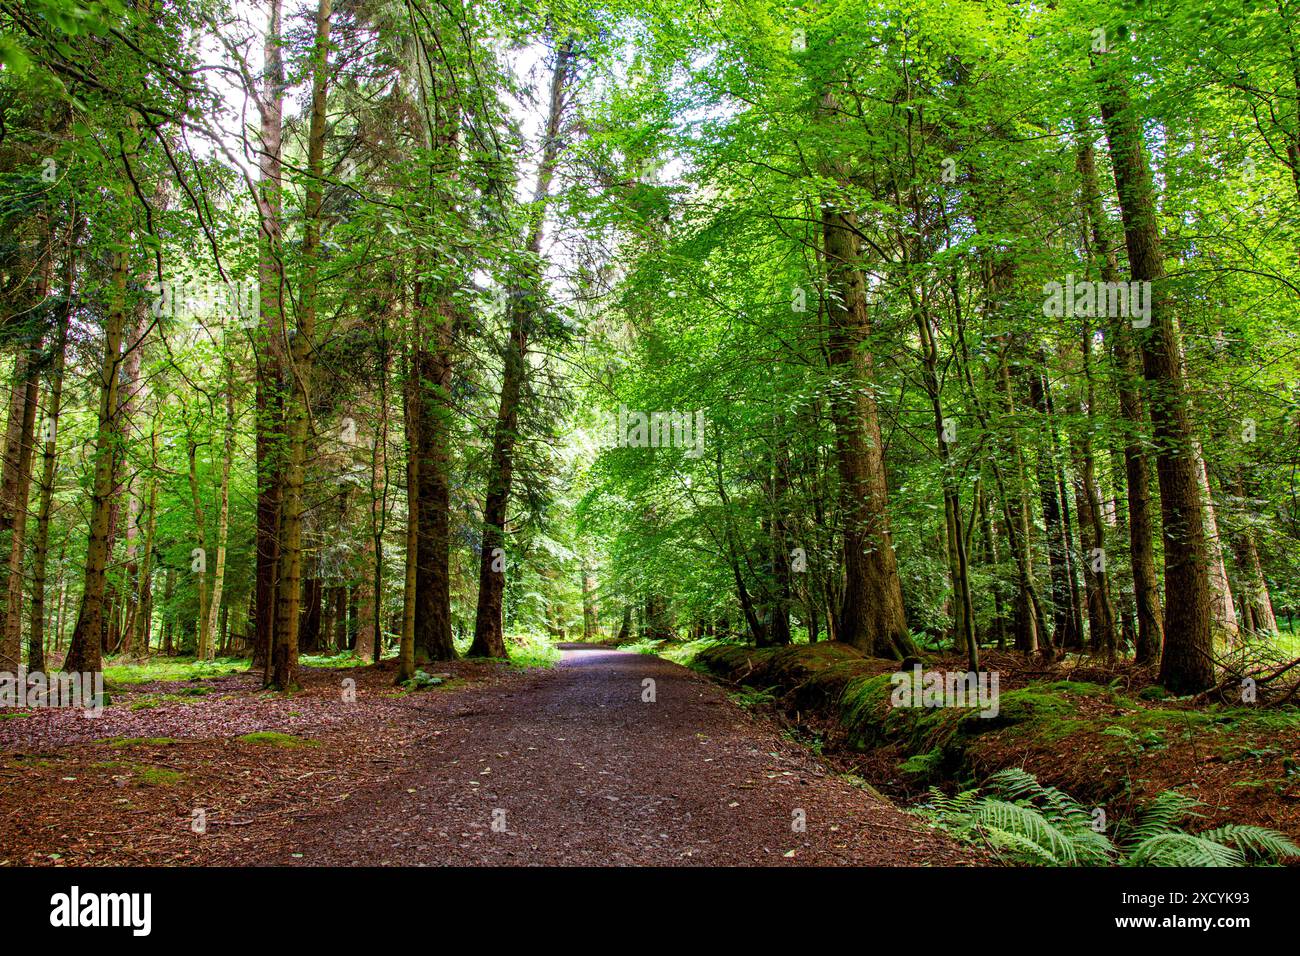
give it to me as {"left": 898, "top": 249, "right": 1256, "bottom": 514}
{"left": 125, "top": 437, "right": 158, "bottom": 657}
{"left": 64, "top": 246, "right": 129, "bottom": 675}
{"left": 1072, "top": 326, "right": 1119, "bottom": 656}
{"left": 269, "top": 0, "right": 331, "bottom": 689}
{"left": 354, "top": 533, "right": 376, "bottom": 661}
{"left": 185, "top": 415, "right": 210, "bottom": 659}
{"left": 581, "top": 565, "right": 598, "bottom": 642}
{"left": 254, "top": 0, "right": 286, "bottom": 673}
{"left": 469, "top": 39, "right": 574, "bottom": 658}
{"left": 913, "top": 279, "right": 975, "bottom": 668}
{"left": 1027, "top": 366, "right": 1080, "bottom": 652}
{"left": 108, "top": 305, "right": 148, "bottom": 657}
{"left": 28, "top": 244, "right": 72, "bottom": 673}
{"left": 0, "top": 348, "right": 39, "bottom": 669}
{"left": 203, "top": 349, "right": 235, "bottom": 658}
{"left": 1228, "top": 469, "right": 1277, "bottom": 634}
{"left": 1098, "top": 66, "right": 1215, "bottom": 692}
{"left": 817, "top": 97, "right": 915, "bottom": 660}
{"left": 396, "top": 343, "right": 419, "bottom": 682}
{"left": 1192, "top": 442, "right": 1238, "bottom": 641}
{"left": 1076, "top": 122, "right": 1165, "bottom": 663}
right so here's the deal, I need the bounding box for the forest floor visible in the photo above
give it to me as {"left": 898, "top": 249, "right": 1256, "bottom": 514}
{"left": 690, "top": 642, "right": 1300, "bottom": 849}
{"left": 0, "top": 645, "right": 980, "bottom": 866}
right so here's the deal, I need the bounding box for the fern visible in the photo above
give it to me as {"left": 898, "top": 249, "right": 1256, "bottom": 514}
{"left": 972, "top": 799, "right": 1082, "bottom": 865}
{"left": 982, "top": 825, "right": 1067, "bottom": 866}
{"left": 917, "top": 769, "right": 1298, "bottom": 867}
{"left": 1125, "top": 832, "right": 1244, "bottom": 867}
{"left": 1119, "top": 790, "right": 1203, "bottom": 845}
{"left": 1198, "top": 824, "right": 1300, "bottom": 863}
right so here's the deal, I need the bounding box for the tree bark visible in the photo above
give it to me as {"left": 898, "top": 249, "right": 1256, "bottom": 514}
{"left": 269, "top": 0, "right": 331, "bottom": 689}
{"left": 818, "top": 131, "right": 915, "bottom": 660}
{"left": 1076, "top": 122, "right": 1165, "bottom": 663}
{"left": 28, "top": 245, "right": 72, "bottom": 673}
{"left": 202, "top": 348, "right": 235, "bottom": 659}
{"left": 469, "top": 39, "right": 574, "bottom": 658}
{"left": 64, "top": 246, "right": 129, "bottom": 675}
{"left": 1098, "top": 66, "right": 1215, "bottom": 692}
{"left": 254, "top": 0, "right": 286, "bottom": 674}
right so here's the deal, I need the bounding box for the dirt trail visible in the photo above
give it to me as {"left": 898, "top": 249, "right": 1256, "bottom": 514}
{"left": 206, "top": 645, "right": 977, "bottom": 866}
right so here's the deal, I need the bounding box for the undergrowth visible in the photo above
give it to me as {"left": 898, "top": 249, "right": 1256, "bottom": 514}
{"left": 917, "top": 768, "right": 1300, "bottom": 866}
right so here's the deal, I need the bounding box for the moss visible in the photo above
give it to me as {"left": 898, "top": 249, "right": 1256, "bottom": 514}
{"left": 836, "top": 676, "right": 1093, "bottom": 783}
{"left": 838, "top": 673, "right": 896, "bottom": 748}
{"left": 103, "top": 656, "right": 247, "bottom": 685}
{"left": 989, "top": 686, "right": 1077, "bottom": 724}
{"left": 235, "top": 731, "right": 317, "bottom": 748}
{"left": 898, "top": 749, "right": 943, "bottom": 778}
{"left": 0, "top": 711, "right": 34, "bottom": 720}
{"left": 1026, "top": 717, "right": 1092, "bottom": 743}
{"left": 1110, "top": 708, "right": 1211, "bottom": 750}
{"left": 94, "top": 760, "right": 184, "bottom": 787}
{"left": 729, "top": 685, "right": 779, "bottom": 709}
{"left": 96, "top": 736, "right": 180, "bottom": 748}
{"left": 695, "top": 644, "right": 775, "bottom": 678}
{"left": 764, "top": 643, "right": 867, "bottom": 685}
{"left": 1137, "top": 685, "right": 1172, "bottom": 701}
{"left": 1045, "top": 680, "right": 1108, "bottom": 697}
{"left": 1209, "top": 707, "right": 1300, "bottom": 734}
{"left": 136, "top": 766, "right": 184, "bottom": 786}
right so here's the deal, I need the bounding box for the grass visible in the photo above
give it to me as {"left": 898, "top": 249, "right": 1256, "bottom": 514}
{"left": 623, "top": 634, "right": 730, "bottom": 667}
{"left": 127, "top": 688, "right": 212, "bottom": 710}
{"left": 103, "top": 656, "right": 248, "bottom": 685}
{"left": 1271, "top": 622, "right": 1300, "bottom": 658}
{"left": 620, "top": 636, "right": 665, "bottom": 655}
{"left": 101, "top": 651, "right": 389, "bottom": 686}
{"left": 93, "top": 635, "right": 570, "bottom": 688}
{"left": 299, "top": 651, "right": 371, "bottom": 669}
{"left": 504, "top": 633, "right": 562, "bottom": 668}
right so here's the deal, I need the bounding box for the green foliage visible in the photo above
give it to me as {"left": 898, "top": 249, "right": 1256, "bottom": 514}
{"left": 299, "top": 653, "right": 369, "bottom": 670}
{"left": 103, "top": 657, "right": 247, "bottom": 686}
{"left": 728, "top": 685, "right": 778, "bottom": 709}
{"left": 94, "top": 737, "right": 179, "bottom": 748}
{"left": 919, "top": 769, "right": 1300, "bottom": 867}
{"left": 504, "top": 634, "right": 563, "bottom": 669}
{"left": 400, "top": 670, "right": 446, "bottom": 691}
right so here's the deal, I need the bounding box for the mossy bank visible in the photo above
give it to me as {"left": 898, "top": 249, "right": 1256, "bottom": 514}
{"left": 692, "top": 643, "right": 1300, "bottom": 842}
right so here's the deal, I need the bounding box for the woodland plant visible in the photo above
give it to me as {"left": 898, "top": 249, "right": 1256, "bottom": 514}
{"left": 918, "top": 768, "right": 1300, "bottom": 867}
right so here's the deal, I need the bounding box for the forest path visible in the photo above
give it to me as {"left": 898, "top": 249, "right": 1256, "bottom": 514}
{"left": 225, "top": 644, "right": 976, "bottom": 866}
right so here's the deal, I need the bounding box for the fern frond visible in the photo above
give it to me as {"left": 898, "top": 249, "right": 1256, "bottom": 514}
{"left": 985, "top": 768, "right": 1045, "bottom": 802}
{"left": 1124, "top": 832, "right": 1244, "bottom": 867}
{"left": 973, "top": 799, "right": 1080, "bottom": 866}
{"left": 1198, "top": 825, "right": 1300, "bottom": 863}
{"left": 1122, "top": 790, "right": 1204, "bottom": 845}
{"left": 982, "top": 826, "right": 1066, "bottom": 865}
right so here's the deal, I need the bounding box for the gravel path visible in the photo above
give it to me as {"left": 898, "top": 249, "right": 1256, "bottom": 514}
{"left": 217, "top": 645, "right": 978, "bottom": 866}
